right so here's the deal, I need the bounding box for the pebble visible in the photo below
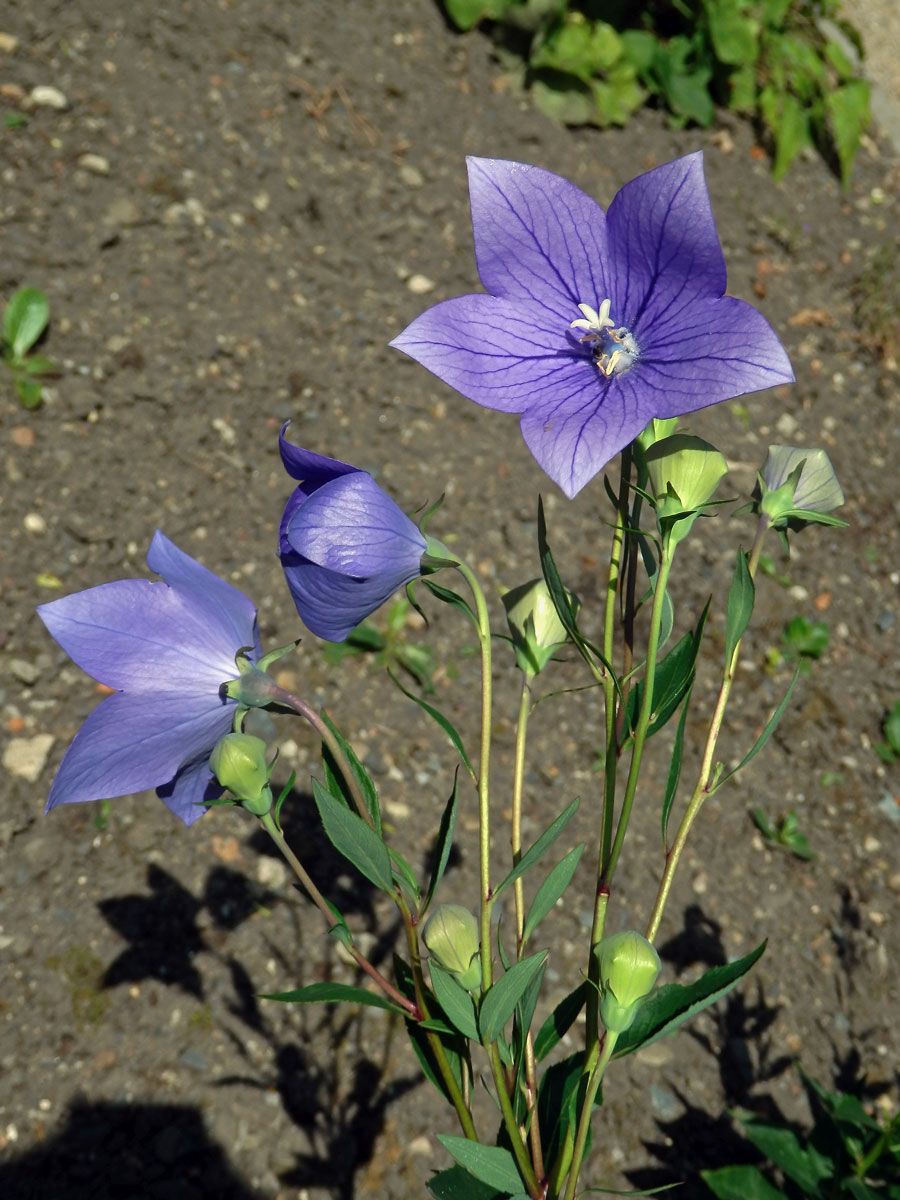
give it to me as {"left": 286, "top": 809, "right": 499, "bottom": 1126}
{"left": 255, "top": 856, "right": 287, "bottom": 889}
{"left": 399, "top": 164, "right": 424, "bottom": 188}
{"left": 104, "top": 197, "right": 141, "bottom": 226}
{"left": 10, "top": 426, "right": 35, "bottom": 448}
{"left": 2, "top": 734, "right": 55, "bottom": 782}
{"left": 78, "top": 153, "right": 110, "bottom": 176}
{"left": 776, "top": 413, "right": 799, "bottom": 437}
{"left": 650, "top": 1083, "right": 683, "bottom": 1121}
{"left": 23, "top": 512, "right": 47, "bottom": 533}
{"left": 0, "top": 32, "right": 19, "bottom": 54}
{"left": 9, "top": 659, "right": 40, "bottom": 686}
{"left": 877, "top": 794, "right": 900, "bottom": 824}
{"left": 28, "top": 85, "right": 68, "bottom": 110}
{"left": 407, "top": 273, "right": 435, "bottom": 295}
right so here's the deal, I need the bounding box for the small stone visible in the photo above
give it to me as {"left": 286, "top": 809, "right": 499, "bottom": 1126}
{"left": 23, "top": 512, "right": 47, "bottom": 533}
{"left": 863, "top": 835, "right": 882, "bottom": 853}
{"left": 179, "top": 1047, "right": 207, "bottom": 1071}
{"left": 775, "top": 413, "right": 799, "bottom": 438}
{"left": 251, "top": 191, "right": 270, "bottom": 212}
{"left": 0, "top": 32, "right": 19, "bottom": 54}
{"left": 211, "top": 417, "right": 236, "bottom": 445}
{"left": 399, "top": 164, "right": 424, "bottom": 188}
{"left": 650, "top": 1083, "right": 683, "bottom": 1121}
{"left": 78, "top": 153, "right": 110, "bottom": 176}
{"left": 104, "top": 197, "right": 141, "bottom": 226}
{"left": 28, "top": 85, "right": 68, "bottom": 110}
{"left": 3, "top": 734, "right": 55, "bottom": 782}
{"left": 0, "top": 82, "right": 25, "bottom": 103}
{"left": 407, "top": 273, "right": 435, "bottom": 295}
{"left": 691, "top": 870, "right": 708, "bottom": 895}
{"left": 9, "top": 659, "right": 40, "bottom": 686}
{"left": 407, "top": 1135, "right": 432, "bottom": 1157}
{"left": 10, "top": 426, "right": 35, "bottom": 448}
{"left": 255, "top": 856, "right": 287, "bottom": 889}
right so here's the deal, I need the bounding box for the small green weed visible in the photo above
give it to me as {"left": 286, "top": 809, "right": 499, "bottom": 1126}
{"left": 2, "top": 287, "right": 57, "bottom": 409}
{"left": 766, "top": 615, "right": 829, "bottom": 674}
{"left": 751, "top": 806, "right": 814, "bottom": 859}
{"left": 873, "top": 699, "right": 900, "bottom": 765}
{"left": 47, "top": 945, "right": 110, "bottom": 1029}
{"left": 321, "top": 597, "right": 437, "bottom": 692}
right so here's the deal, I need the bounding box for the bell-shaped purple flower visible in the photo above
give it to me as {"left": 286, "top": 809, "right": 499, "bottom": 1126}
{"left": 391, "top": 153, "right": 794, "bottom": 498}
{"left": 37, "top": 531, "right": 262, "bottom": 826}
{"left": 279, "top": 426, "right": 428, "bottom": 642}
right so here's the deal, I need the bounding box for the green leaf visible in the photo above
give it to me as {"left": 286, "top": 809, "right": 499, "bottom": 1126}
{"left": 3, "top": 287, "right": 49, "bottom": 360}
{"left": 261, "top": 981, "right": 408, "bottom": 1014}
{"left": 534, "top": 982, "right": 587, "bottom": 1061}
{"left": 701, "top": 1165, "right": 788, "bottom": 1200}
{"left": 523, "top": 843, "right": 584, "bottom": 944}
{"left": 714, "top": 672, "right": 799, "bottom": 791}
{"left": 436, "top": 1136, "right": 523, "bottom": 1195}
{"left": 427, "top": 1165, "right": 505, "bottom": 1200}
{"left": 321, "top": 711, "right": 381, "bottom": 833}
{"left": 389, "top": 670, "right": 475, "bottom": 782}
{"left": 479, "top": 952, "right": 547, "bottom": 1043}
{"left": 826, "top": 80, "right": 870, "bottom": 188}
{"left": 14, "top": 376, "right": 44, "bottom": 409}
{"left": 614, "top": 941, "right": 766, "bottom": 1059}
{"left": 21, "top": 353, "right": 56, "bottom": 376}
{"left": 429, "top": 962, "right": 480, "bottom": 1040}
{"left": 422, "top": 770, "right": 459, "bottom": 915}
{"left": 765, "top": 90, "right": 811, "bottom": 180}
{"left": 724, "top": 549, "right": 754, "bottom": 665}
{"left": 661, "top": 678, "right": 692, "bottom": 845}
{"left": 493, "top": 796, "right": 579, "bottom": 899}
{"left": 389, "top": 846, "right": 421, "bottom": 903}
{"left": 707, "top": 2, "right": 759, "bottom": 67}
{"left": 311, "top": 779, "right": 394, "bottom": 893}
{"left": 442, "top": 0, "right": 511, "bottom": 32}
{"left": 421, "top": 578, "right": 479, "bottom": 629}
{"left": 738, "top": 1118, "right": 831, "bottom": 1193}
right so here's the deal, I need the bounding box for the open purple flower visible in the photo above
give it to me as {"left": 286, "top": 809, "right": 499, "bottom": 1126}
{"left": 391, "top": 153, "right": 793, "bottom": 498}
{"left": 37, "top": 531, "right": 262, "bottom": 826}
{"left": 279, "top": 425, "right": 428, "bottom": 641}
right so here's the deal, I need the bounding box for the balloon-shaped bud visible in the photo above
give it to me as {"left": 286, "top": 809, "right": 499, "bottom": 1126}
{"left": 503, "top": 578, "right": 575, "bottom": 676}
{"left": 757, "top": 445, "right": 845, "bottom": 529}
{"left": 644, "top": 434, "right": 728, "bottom": 547}
{"left": 209, "top": 733, "right": 273, "bottom": 816}
{"left": 422, "top": 904, "right": 482, "bottom": 991}
{"left": 596, "top": 930, "right": 661, "bottom": 1034}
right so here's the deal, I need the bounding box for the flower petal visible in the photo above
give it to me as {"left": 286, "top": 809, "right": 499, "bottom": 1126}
{"left": 45, "top": 690, "right": 233, "bottom": 813}
{"left": 518, "top": 373, "right": 648, "bottom": 498}
{"left": 279, "top": 423, "right": 357, "bottom": 491}
{"left": 391, "top": 294, "right": 585, "bottom": 414}
{"left": 281, "top": 552, "right": 419, "bottom": 642}
{"left": 286, "top": 473, "right": 425, "bottom": 576}
{"left": 606, "top": 153, "right": 727, "bottom": 333}
{"left": 157, "top": 755, "right": 222, "bottom": 826}
{"left": 467, "top": 157, "right": 610, "bottom": 324}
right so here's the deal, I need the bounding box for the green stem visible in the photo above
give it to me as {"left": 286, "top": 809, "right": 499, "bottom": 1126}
{"left": 645, "top": 520, "right": 768, "bottom": 943}
{"left": 558, "top": 1031, "right": 619, "bottom": 1200}
{"left": 454, "top": 559, "right": 495, "bottom": 992}
{"left": 485, "top": 1040, "right": 542, "bottom": 1198}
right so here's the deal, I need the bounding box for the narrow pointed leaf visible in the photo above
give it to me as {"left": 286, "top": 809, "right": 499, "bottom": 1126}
{"left": 436, "top": 1136, "right": 523, "bottom": 1195}
{"left": 523, "top": 843, "right": 585, "bottom": 944}
{"left": 389, "top": 670, "right": 474, "bottom": 781}
{"left": 261, "top": 981, "right": 407, "bottom": 1014}
{"left": 421, "top": 578, "right": 479, "bottom": 629}
{"left": 494, "top": 797, "right": 579, "bottom": 899}
{"left": 724, "top": 549, "right": 754, "bottom": 665}
{"left": 321, "top": 711, "right": 381, "bottom": 832}
{"left": 423, "top": 768, "right": 460, "bottom": 915}
{"left": 427, "top": 1165, "right": 506, "bottom": 1200}
{"left": 479, "top": 952, "right": 547, "bottom": 1044}
{"left": 4, "top": 287, "right": 49, "bottom": 359}
{"left": 429, "top": 961, "right": 479, "bottom": 1040}
{"left": 661, "top": 680, "right": 692, "bottom": 845}
{"left": 534, "top": 982, "right": 587, "bottom": 1061}
{"left": 613, "top": 941, "right": 766, "bottom": 1059}
{"left": 701, "top": 1165, "right": 788, "bottom": 1200}
{"left": 389, "top": 846, "right": 421, "bottom": 903}
{"left": 312, "top": 778, "right": 394, "bottom": 893}
{"left": 714, "top": 672, "right": 799, "bottom": 791}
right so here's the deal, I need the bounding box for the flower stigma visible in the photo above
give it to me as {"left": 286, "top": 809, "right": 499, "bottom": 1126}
{"left": 571, "top": 299, "right": 639, "bottom": 377}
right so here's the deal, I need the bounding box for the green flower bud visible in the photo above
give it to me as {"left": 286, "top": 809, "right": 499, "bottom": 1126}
{"left": 596, "top": 930, "right": 661, "bottom": 1034}
{"left": 422, "top": 904, "right": 481, "bottom": 991}
{"left": 757, "top": 445, "right": 845, "bottom": 529}
{"left": 209, "top": 732, "right": 273, "bottom": 816}
{"left": 643, "top": 434, "right": 728, "bottom": 547}
{"left": 637, "top": 416, "right": 679, "bottom": 453}
{"left": 503, "top": 578, "right": 575, "bottom": 676}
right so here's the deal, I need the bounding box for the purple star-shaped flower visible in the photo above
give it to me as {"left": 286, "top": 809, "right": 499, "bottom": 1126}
{"left": 279, "top": 425, "right": 427, "bottom": 642}
{"left": 37, "top": 531, "right": 262, "bottom": 826}
{"left": 391, "top": 153, "right": 793, "bottom": 498}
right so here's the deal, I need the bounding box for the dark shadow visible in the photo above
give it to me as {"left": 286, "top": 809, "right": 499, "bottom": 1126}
{"left": 0, "top": 1098, "right": 261, "bottom": 1200}
{"left": 656, "top": 904, "right": 728, "bottom": 974}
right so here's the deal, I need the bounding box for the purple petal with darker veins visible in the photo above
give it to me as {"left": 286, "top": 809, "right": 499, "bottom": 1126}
{"left": 45, "top": 690, "right": 233, "bottom": 813}
{"left": 37, "top": 576, "right": 246, "bottom": 693}
{"left": 157, "top": 755, "right": 222, "bottom": 825}
{"left": 607, "top": 153, "right": 727, "bottom": 332}
{"left": 282, "top": 553, "right": 420, "bottom": 642}
{"left": 147, "top": 531, "right": 261, "bottom": 664}
{"left": 467, "top": 157, "right": 610, "bottom": 325}
{"left": 286, "top": 473, "right": 425, "bottom": 576}
{"left": 519, "top": 374, "right": 647, "bottom": 499}
{"left": 391, "top": 294, "right": 587, "bottom": 415}
{"left": 279, "top": 423, "right": 357, "bottom": 491}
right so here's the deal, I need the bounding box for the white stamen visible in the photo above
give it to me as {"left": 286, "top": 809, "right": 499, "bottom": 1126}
{"left": 570, "top": 298, "right": 615, "bottom": 333}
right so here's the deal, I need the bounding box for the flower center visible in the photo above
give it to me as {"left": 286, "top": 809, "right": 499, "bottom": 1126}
{"left": 571, "top": 300, "right": 639, "bottom": 377}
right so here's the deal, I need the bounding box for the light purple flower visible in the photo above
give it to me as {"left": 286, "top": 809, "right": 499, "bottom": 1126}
{"left": 279, "top": 425, "right": 427, "bottom": 642}
{"left": 391, "top": 153, "right": 794, "bottom": 498}
{"left": 37, "top": 531, "right": 261, "bottom": 826}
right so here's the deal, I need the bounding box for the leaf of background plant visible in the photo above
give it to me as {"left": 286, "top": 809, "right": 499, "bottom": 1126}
{"left": 429, "top": 962, "right": 480, "bottom": 1040}
{"left": 534, "top": 981, "right": 586, "bottom": 1061}
{"left": 706, "top": 0, "right": 759, "bottom": 66}
{"left": 493, "top": 796, "right": 579, "bottom": 899}
{"left": 724, "top": 548, "right": 754, "bottom": 665}
{"left": 423, "top": 770, "right": 459, "bottom": 915}
{"left": 701, "top": 1164, "right": 788, "bottom": 1200}
{"left": 3, "top": 287, "right": 49, "bottom": 360}
{"left": 388, "top": 670, "right": 475, "bottom": 781}
{"left": 769, "top": 91, "right": 811, "bottom": 180}
{"left": 15, "top": 377, "right": 44, "bottom": 409}
{"left": 311, "top": 779, "right": 394, "bottom": 893}
{"left": 826, "top": 80, "right": 870, "bottom": 188}
{"left": 523, "top": 843, "right": 584, "bottom": 943}
{"left": 738, "top": 1117, "right": 831, "bottom": 1194}
{"left": 442, "top": 0, "right": 511, "bottom": 32}
{"left": 436, "top": 1136, "right": 523, "bottom": 1195}
{"left": 261, "top": 981, "right": 408, "bottom": 1014}
{"left": 614, "top": 941, "right": 766, "bottom": 1059}
{"left": 479, "top": 951, "right": 547, "bottom": 1043}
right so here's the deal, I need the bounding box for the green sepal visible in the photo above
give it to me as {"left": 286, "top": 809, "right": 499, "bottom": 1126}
{"left": 613, "top": 940, "right": 766, "bottom": 1060}
{"left": 311, "top": 778, "right": 394, "bottom": 894}
{"left": 493, "top": 797, "right": 579, "bottom": 899}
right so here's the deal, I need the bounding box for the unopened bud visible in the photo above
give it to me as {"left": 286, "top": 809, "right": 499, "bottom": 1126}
{"left": 644, "top": 434, "right": 728, "bottom": 547}
{"left": 757, "top": 445, "right": 845, "bottom": 528}
{"left": 209, "top": 732, "right": 272, "bottom": 816}
{"left": 596, "top": 930, "right": 661, "bottom": 1034}
{"left": 503, "top": 578, "right": 574, "bottom": 676}
{"left": 422, "top": 904, "right": 481, "bottom": 991}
